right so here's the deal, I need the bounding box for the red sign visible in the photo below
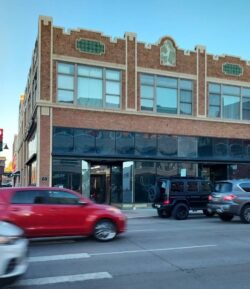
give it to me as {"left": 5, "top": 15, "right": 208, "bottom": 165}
{"left": 0, "top": 129, "right": 3, "bottom": 141}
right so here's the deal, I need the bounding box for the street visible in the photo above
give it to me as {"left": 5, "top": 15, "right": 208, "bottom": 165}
{"left": 11, "top": 214, "right": 250, "bottom": 289}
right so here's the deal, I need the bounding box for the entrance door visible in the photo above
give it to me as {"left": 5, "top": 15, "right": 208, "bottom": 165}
{"left": 199, "top": 164, "right": 228, "bottom": 183}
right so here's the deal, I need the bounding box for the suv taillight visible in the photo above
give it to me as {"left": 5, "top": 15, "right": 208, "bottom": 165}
{"left": 223, "top": 194, "right": 236, "bottom": 201}
{"left": 208, "top": 195, "right": 212, "bottom": 201}
{"left": 163, "top": 200, "right": 170, "bottom": 205}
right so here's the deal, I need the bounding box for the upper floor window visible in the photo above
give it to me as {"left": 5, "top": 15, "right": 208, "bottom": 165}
{"left": 208, "top": 83, "right": 250, "bottom": 121}
{"left": 140, "top": 74, "right": 193, "bottom": 115}
{"left": 57, "top": 62, "right": 121, "bottom": 109}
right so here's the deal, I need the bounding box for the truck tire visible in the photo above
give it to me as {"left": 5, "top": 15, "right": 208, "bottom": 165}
{"left": 173, "top": 203, "right": 189, "bottom": 220}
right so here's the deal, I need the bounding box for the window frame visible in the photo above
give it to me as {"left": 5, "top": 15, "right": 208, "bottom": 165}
{"left": 140, "top": 73, "right": 193, "bottom": 116}
{"left": 56, "top": 62, "right": 121, "bottom": 110}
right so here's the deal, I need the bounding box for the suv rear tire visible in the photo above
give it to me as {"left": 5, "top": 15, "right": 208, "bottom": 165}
{"left": 218, "top": 213, "right": 234, "bottom": 222}
{"left": 157, "top": 209, "right": 171, "bottom": 218}
{"left": 240, "top": 205, "right": 250, "bottom": 223}
{"left": 173, "top": 203, "right": 189, "bottom": 220}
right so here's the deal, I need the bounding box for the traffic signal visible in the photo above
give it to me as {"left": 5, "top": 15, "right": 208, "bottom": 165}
{"left": 0, "top": 129, "right": 3, "bottom": 151}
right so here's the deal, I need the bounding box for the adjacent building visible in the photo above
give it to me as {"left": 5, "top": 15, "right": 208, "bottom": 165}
{"left": 17, "top": 16, "right": 250, "bottom": 207}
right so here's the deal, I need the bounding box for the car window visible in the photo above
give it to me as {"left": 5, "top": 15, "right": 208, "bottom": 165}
{"left": 187, "top": 181, "right": 198, "bottom": 192}
{"left": 215, "top": 182, "right": 232, "bottom": 193}
{"left": 200, "top": 181, "right": 212, "bottom": 193}
{"left": 170, "top": 181, "right": 184, "bottom": 193}
{"left": 11, "top": 190, "right": 49, "bottom": 204}
{"left": 239, "top": 183, "right": 250, "bottom": 192}
{"left": 48, "top": 191, "right": 80, "bottom": 205}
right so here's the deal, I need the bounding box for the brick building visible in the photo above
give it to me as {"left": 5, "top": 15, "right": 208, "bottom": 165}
{"left": 17, "top": 15, "right": 250, "bottom": 206}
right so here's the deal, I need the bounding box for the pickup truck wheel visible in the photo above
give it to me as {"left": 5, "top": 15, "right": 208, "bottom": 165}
{"left": 157, "top": 209, "right": 171, "bottom": 218}
{"left": 218, "top": 213, "right": 234, "bottom": 222}
{"left": 173, "top": 203, "right": 189, "bottom": 220}
{"left": 240, "top": 205, "right": 250, "bottom": 223}
{"left": 93, "top": 219, "right": 117, "bottom": 242}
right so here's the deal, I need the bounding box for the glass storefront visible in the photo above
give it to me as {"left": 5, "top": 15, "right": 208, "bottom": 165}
{"left": 52, "top": 127, "right": 250, "bottom": 206}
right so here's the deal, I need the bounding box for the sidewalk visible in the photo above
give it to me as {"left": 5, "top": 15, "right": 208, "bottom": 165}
{"left": 121, "top": 208, "right": 157, "bottom": 219}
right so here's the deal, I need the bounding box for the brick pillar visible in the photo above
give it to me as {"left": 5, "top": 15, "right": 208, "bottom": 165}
{"left": 195, "top": 45, "right": 207, "bottom": 117}
{"left": 125, "top": 32, "right": 137, "bottom": 111}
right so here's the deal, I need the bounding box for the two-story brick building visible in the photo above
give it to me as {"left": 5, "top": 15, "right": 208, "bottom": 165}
{"left": 17, "top": 15, "right": 250, "bottom": 207}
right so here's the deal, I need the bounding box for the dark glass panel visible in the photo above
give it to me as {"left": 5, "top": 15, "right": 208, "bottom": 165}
{"left": 229, "top": 139, "right": 243, "bottom": 158}
{"left": 158, "top": 135, "right": 177, "bottom": 157}
{"left": 116, "top": 132, "right": 135, "bottom": 155}
{"left": 198, "top": 137, "right": 213, "bottom": 157}
{"left": 178, "top": 137, "right": 197, "bottom": 158}
{"left": 74, "top": 129, "right": 96, "bottom": 154}
{"left": 96, "top": 131, "right": 116, "bottom": 155}
{"left": 213, "top": 138, "right": 228, "bottom": 157}
{"left": 134, "top": 161, "right": 156, "bottom": 203}
{"left": 53, "top": 127, "right": 74, "bottom": 153}
{"left": 135, "top": 133, "right": 157, "bottom": 156}
{"left": 110, "top": 165, "right": 123, "bottom": 203}
{"left": 243, "top": 140, "right": 250, "bottom": 158}
{"left": 156, "top": 162, "right": 178, "bottom": 178}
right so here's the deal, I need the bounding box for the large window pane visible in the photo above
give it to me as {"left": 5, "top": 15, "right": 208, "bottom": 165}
{"left": 106, "top": 70, "right": 120, "bottom": 80}
{"left": 58, "top": 75, "right": 74, "bottom": 90}
{"left": 78, "top": 65, "right": 102, "bottom": 78}
{"left": 178, "top": 137, "right": 197, "bottom": 158}
{"left": 209, "top": 83, "right": 220, "bottom": 93}
{"left": 141, "top": 85, "right": 154, "bottom": 99}
{"left": 106, "top": 95, "right": 120, "bottom": 108}
{"left": 156, "top": 87, "right": 177, "bottom": 114}
{"left": 58, "top": 63, "right": 74, "bottom": 74}
{"left": 242, "top": 88, "right": 250, "bottom": 97}
{"left": 141, "top": 99, "right": 153, "bottom": 111}
{"left": 223, "top": 95, "right": 240, "bottom": 119}
{"left": 180, "top": 103, "right": 192, "bottom": 115}
{"left": 77, "top": 77, "right": 102, "bottom": 107}
{"left": 53, "top": 127, "right": 74, "bottom": 153}
{"left": 135, "top": 133, "right": 157, "bottom": 156}
{"left": 58, "top": 90, "right": 74, "bottom": 103}
{"left": 74, "top": 129, "right": 96, "bottom": 153}
{"left": 243, "top": 97, "right": 250, "bottom": 120}
{"left": 180, "top": 79, "right": 192, "bottom": 90}
{"left": 106, "top": 81, "right": 120, "bottom": 95}
{"left": 209, "top": 106, "right": 220, "bottom": 118}
{"left": 116, "top": 132, "right": 134, "bottom": 155}
{"left": 180, "top": 90, "right": 192, "bottom": 102}
{"left": 223, "top": 85, "right": 240, "bottom": 95}
{"left": 96, "top": 131, "right": 116, "bottom": 155}
{"left": 141, "top": 74, "right": 154, "bottom": 85}
{"left": 209, "top": 94, "right": 220, "bottom": 105}
{"left": 158, "top": 135, "right": 177, "bottom": 157}
{"left": 157, "top": 76, "right": 177, "bottom": 87}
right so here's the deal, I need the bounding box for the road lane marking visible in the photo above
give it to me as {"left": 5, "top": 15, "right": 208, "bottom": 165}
{"left": 90, "top": 244, "right": 217, "bottom": 256}
{"left": 29, "top": 253, "right": 90, "bottom": 262}
{"left": 14, "top": 272, "right": 112, "bottom": 286}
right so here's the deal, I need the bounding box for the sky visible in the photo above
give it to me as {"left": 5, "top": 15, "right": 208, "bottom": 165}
{"left": 1, "top": 0, "right": 250, "bottom": 164}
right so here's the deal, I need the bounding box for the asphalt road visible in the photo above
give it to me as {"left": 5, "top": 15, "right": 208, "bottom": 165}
{"left": 10, "top": 214, "right": 250, "bottom": 289}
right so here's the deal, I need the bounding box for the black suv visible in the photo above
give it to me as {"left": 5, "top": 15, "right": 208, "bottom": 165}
{"left": 152, "top": 177, "right": 213, "bottom": 220}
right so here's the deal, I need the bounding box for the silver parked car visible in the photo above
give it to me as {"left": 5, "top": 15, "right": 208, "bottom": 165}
{"left": 0, "top": 221, "right": 28, "bottom": 287}
{"left": 207, "top": 179, "right": 250, "bottom": 223}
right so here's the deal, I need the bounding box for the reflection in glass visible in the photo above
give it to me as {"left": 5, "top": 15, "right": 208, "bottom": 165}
{"left": 53, "top": 127, "right": 74, "bottom": 153}
{"left": 213, "top": 139, "right": 228, "bottom": 157}
{"left": 223, "top": 95, "right": 240, "bottom": 119}
{"left": 158, "top": 135, "right": 177, "bottom": 156}
{"left": 156, "top": 87, "right": 177, "bottom": 114}
{"left": 134, "top": 162, "right": 156, "bottom": 203}
{"left": 135, "top": 133, "right": 157, "bottom": 156}
{"left": 178, "top": 137, "right": 197, "bottom": 158}
{"left": 116, "top": 132, "right": 134, "bottom": 154}
{"left": 82, "top": 161, "right": 90, "bottom": 198}
{"left": 77, "top": 77, "right": 102, "bottom": 107}
{"left": 123, "top": 162, "right": 134, "bottom": 203}
{"left": 74, "top": 129, "right": 96, "bottom": 153}
{"left": 96, "top": 131, "right": 116, "bottom": 155}
{"left": 111, "top": 166, "right": 122, "bottom": 203}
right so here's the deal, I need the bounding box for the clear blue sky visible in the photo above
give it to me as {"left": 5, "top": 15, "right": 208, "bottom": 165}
{"left": 1, "top": 0, "right": 250, "bottom": 163}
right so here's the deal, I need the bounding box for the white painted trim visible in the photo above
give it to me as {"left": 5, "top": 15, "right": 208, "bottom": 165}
{"left": 53, "top": 54, "right": 126, "bottom": 70}
{"left": 125, "top": 35, "right": 128, "bottom": 109}
{"left": 29, "top": 253, "right": 90, "bottom": 262}
{"left": 36, "top": 102, "right": 250, "bottom": 126}
{"left": 49, "top": 107, "right": 52, "bottom": 186}
{"left": 37, "top": 107, "right": 41, "bottom": 186}
{"left": 135, "top": 36, "right": 137, "bottom": 111}
{"left": 137, "top": 67, "right": 197, "bottom": 80}
{"left": 206, "top": 77, "right": 250, "bottom": 88}
{"left": 204, "top": 51, "right": 207, "bottom": 116}
{"left": 196, "top": 48, "right": 199, "bottom": 117}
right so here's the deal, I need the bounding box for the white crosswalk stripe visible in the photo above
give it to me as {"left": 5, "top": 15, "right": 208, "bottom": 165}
{"left": 13, "top": 272, "right": 112, "bottom": 287}
{"left": 29, "top": 253, "right": 90, "bottom": 262}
